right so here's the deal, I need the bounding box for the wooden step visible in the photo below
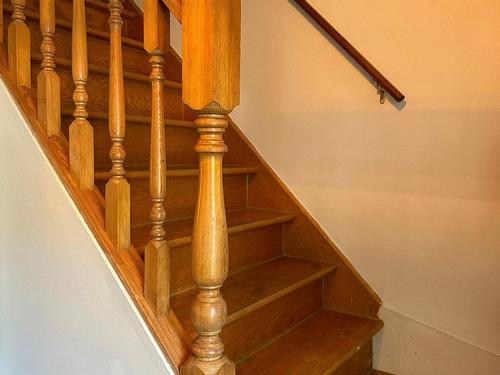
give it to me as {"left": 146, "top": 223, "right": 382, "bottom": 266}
{"left": 31, "top": 64, "right": 183, "bottom": 118}
{"left": 62, "top": 110, "right": 195, "bottom": 130}
{"left": 4, "top": 3, "right": 143, "bottom": 49}
{"left": 132, "top": 207, "right": 296, "bottom": 249}
{"left": 172, "top": 256, "right": 335, "bottom": 332}
{"left": 60, "top": 116, "right": 197, "bottom": 169}
{"left": 80, "top": 0, "right": 138, "bottom": 19}
{"left": 95, "top": 165, "right": 258, "bottom": 180}
{"left": 371, "top": 371, "right": 396, "bottom": 375}
{"left": 170, "top": 221, "right": 288, "bottom": 294}
{"left": 237, "top": 310, "right": 383, "bottom": 375}
{"left": 223, "top": 279, "right": 323, "bottom": 362}
{"left": 96, "top": 165, "right": 257, "bottom": 224}
{"left": 32, "top": 54, "right": 181, "bottom": 90}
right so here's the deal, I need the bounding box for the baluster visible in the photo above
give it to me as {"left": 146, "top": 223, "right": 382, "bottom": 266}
{"left": 8, "top": 0, "right": 30, "bottom": 88}
{"left": 180, "top": 1, "right": 241, "bottom": 374}
{"left": 37, "top": 0, "right": 60, "bottom": 137}
{"left": 69, "top": 0, "right": 94, "bottom": 190}
{"left": 143, "top": 0, "right": 170, "bottom": 316}
{"left": 106, "top": 0, "right": 130, "bottom": 250}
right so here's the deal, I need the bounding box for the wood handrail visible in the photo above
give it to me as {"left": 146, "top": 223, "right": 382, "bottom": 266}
{"left": 293, "top": 0, "right": 405, "bottom": 103}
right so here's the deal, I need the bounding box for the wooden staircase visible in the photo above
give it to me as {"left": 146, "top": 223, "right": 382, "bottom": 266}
{"left": 1, "top": 0, "right": 391, "bottom": 373}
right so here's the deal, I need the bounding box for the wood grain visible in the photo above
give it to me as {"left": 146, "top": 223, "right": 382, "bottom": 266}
{"left": 224, "top": 280, "right": 322, "bottom": 363}
{"left": 8, "top": 0, "right": 31, "bottom": 88}
{"left": 144, "top": 7, "right": 170, "bottom": 315}
{"left": 237, "top": 311, "right": 383, "bottom": 375}
{"left": 171, "top": 257, "right": 335, "bottom": 335}
{"left": 37, "top": 0, "right": 60, "bottom": 137}
{"left": 169, "top": 223, "right": 283, "bottom": 295}
{"left": 69, "top": 0, "right": 94, "bottom": 190}
{"left": 106, "top": 0, "right": 130, "bottom": 251}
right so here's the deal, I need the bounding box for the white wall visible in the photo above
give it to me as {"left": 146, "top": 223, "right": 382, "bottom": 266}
{"left": 0, "top": 81, "right": 173, "bottom": 375}
{"left": 226, "top": 1, "right": 500, "bottom": 373}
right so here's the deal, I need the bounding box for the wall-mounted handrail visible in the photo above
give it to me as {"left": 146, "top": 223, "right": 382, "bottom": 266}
{"left": 292, "top": 0, "right": 405, "bottom": 103}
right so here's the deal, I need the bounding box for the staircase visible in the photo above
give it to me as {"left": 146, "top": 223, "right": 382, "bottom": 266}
{"left": 1, "top": 0, "right": 391, "bottom": 373}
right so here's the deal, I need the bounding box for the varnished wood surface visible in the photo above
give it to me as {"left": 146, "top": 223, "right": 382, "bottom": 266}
{"left": 169, "top": 224, "right": 284, "bottom": 295}
{"left": 131, "top": 207, "right": 295, "bottom": 249}
{"left": 69, "top": 0, "right": 94, "bottom": 190}
{"left": 161, "top": 0, "right": 180, "bottom": 23}
{"left": 85, "top": 0, "right": 137, "bottom": 19}
{"left": 0, "top": 0, "right": 4, "bottom": 43}
{"left": 62, "top": 110, "right": 194, "bottom": 129}
{"left": 8, "top": 0, "right": 31, "bottom": 88}
{"left": 106, "top": 0, "right": 131, "bottom": 251}
{"left": 127, "top": 173, "right": 247, "bottom": 226}
{"left": 37, "top": 0, "right": 60, "bottom": 136}
{"left": 223, "top": 280, "right": 322, "bottom": 362}
{"left": 94, "top": 165, "right": 258, "bottom": 180}
{"left": 31, "top": 53, "right": 182, "bottom": 90}
{"left": 4, "top": 2, "right": 144, "bottom": 49}
{"left": 237, "top": 311, "right": 383, "bottom": 375}
{"left": 172, "top": 257, "right": 335, "bottom": 334}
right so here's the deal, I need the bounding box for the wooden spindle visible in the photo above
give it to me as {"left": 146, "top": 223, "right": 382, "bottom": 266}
{"left": 143, "top": 0, "right": 170, "bottom": 316}
{"left": 8, "top": 0, "right": 30, "bottom": 88}
{"left": 105, "top": 0, "right": 130, "bottom": 250}
{"left": 69, "top": 0, "right": 94, "bottom": 190}
{"left": 180, "top": 1, "right": 241, "bottom": 374}
{"left": 37, "top": 0, "right": 60, "bottom": 137}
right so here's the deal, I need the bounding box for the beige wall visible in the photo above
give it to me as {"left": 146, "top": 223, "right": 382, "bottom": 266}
{"left": 0, "top": 81, "right": 174, "bottom": 374}
{"left": 228, "top": 0, "right": 500, "bottom": 373}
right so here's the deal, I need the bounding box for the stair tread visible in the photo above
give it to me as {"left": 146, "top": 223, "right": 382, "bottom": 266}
{"left": 237, "top": 310, "right": 383, "bottom": 375}
{"left": 31, "top": 54, "right": 182, "bottom": 90}
{"left": 95, "top": 165, "right": 258, "bottom": 180}
{"left": 5, "top": 4, "right": 144, "bottom": 49}
{"left": 371, "top": 371, "right": 396, "bottom": 375}
{"left": 61, "top": 110, "right": 194, "bottom": 128}
{"left": 132, "top": 207, "right": 295, "bottom": 248}
{"left": 82, "top": 0, "right": 137, "bottom": 18}
{"left": 172, "top": 257, "right": 336, "bottom": 334}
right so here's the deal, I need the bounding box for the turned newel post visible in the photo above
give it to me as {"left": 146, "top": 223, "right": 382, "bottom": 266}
{"left": 180, "top": 1, "right": 241, "bottom": 374}
{"left": 8, "top": 0, "right": 30, "bottom": 88}
{"left": 106, "top": 0, "right": 130, "bottom": 250}
{"left": 70, "top": 0, "right": 94, "bottom": 190}
{"left": 38, "top": 0, "right": 61, "bottom": 137}
{"left": 143, "top": 0, "right": 170, "bottom": 316}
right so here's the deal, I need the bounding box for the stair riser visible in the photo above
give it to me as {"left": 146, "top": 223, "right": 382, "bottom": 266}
{"left": 126, "top": 174, "right": 248, "bottom": 226}
{"left": 169, "top": 224, "right": 284, "bottom": 293}
{"left": 24, "top": 0, "right": 112, "bottom": 33}
{"left": 224, "top": 280, "right": 323, "bottom": 362}
{"left": 34, "top": 67, "right": 183, "bottom": 117}
{"left": 19, "top": 21, "right": 182, "bottom": 81}
{"left": 332, "top": 340, "right": 373, "bottom": 375}
{"left": 62, "top": 119, "right": 199, "bottom": 169}
{"left": 25, "top": 24, "right": 151, "bottom": 75}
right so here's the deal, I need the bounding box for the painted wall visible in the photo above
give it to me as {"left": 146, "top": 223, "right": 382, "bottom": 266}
{"left": 227, "top": 0, "right": 500, "bottom": 373}
{"left": 0, "top": 81, "right": 173, "bottom": 375}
